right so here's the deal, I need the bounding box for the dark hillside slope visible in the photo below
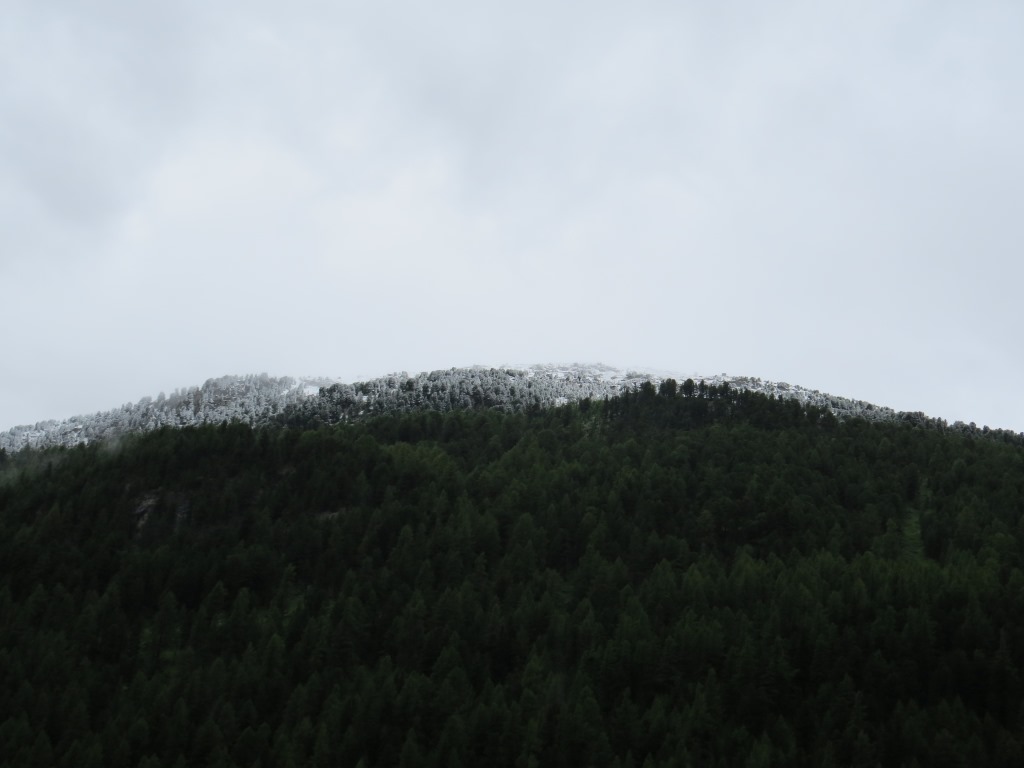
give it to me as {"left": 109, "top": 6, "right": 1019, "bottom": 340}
{"left": 2, "top": 386, "right": 1023, "bottom": 766}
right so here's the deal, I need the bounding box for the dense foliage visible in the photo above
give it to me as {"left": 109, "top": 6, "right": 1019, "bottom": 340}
{"left": 13, "top": 364, "right": 1014, "bottom": 455}
{"left": 2, "top": 384, "right": 1023, "bottom": 766}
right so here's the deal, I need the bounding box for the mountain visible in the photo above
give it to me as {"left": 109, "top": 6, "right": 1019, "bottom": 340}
{"left": 4, "top": 363, "right": 1012, "bottom": 454}
{"left": 3, "top": 379, "right": 1024, "bottom": 765}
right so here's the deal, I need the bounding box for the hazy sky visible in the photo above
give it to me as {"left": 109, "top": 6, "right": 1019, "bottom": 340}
{"left": 3, "top": 1, "right": 1023, "bottom": 432}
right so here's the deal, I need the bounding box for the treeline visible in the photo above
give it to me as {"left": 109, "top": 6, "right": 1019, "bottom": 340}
{"left": 0, "top": 374, "right": 310, "bottom": 453}
{"left": 1, "top": 386, "right": 1023, "bottom": 766}
{"left": 274, "top": 366, "right": 634, "bottom": 427}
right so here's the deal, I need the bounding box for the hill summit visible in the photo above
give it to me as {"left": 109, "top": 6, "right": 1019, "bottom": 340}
{"left": 0, "top": 363, "right": 1011, "bottom": 453}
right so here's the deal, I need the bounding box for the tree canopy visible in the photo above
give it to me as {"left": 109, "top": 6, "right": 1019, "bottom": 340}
{"left": 2, "top": 386, "right": 1023, "bottom": 766}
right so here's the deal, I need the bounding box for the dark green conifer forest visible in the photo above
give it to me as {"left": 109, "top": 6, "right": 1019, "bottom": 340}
{"left": 2, "top": 384, "right": 1023, "bottom": 766}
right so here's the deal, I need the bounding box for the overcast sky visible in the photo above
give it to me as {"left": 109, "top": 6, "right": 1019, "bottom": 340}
{"left": 3, "top": 0, "right": 1023, "bottom": 433}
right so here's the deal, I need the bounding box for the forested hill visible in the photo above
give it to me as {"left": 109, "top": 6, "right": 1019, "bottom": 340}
{"left": 6, "top": 364, "right": 1017, "bottom": 454}
{"left": 3, "top": 385, "right": 1024, "bottom": 765}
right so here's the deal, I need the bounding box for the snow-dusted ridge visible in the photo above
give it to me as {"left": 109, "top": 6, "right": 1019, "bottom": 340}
{"left": 0, "top": 374, "right": 340, "bottom": 453}
{"left": 1, "top": 364, "right": 1017, "bottom": 453}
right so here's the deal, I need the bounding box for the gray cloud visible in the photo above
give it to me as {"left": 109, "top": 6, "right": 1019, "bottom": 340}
{"left": 2, "top": 0, "right": 1022, "bottom": 433}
